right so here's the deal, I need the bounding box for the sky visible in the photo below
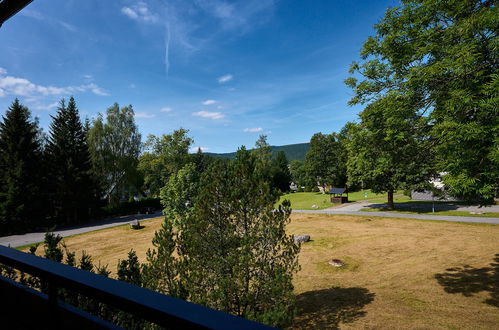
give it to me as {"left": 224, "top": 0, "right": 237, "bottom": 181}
{"left": 0, "top": 0, "right": 399, "bottom": 153}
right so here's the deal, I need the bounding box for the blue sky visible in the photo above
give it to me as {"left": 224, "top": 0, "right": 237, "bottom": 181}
{"left": 0, "top": 0, "right": 398, "bottom": 153}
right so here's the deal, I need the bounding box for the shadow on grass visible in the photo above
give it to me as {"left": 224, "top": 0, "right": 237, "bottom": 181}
{"left": 293, "top": 287, "right": 375, "bottom": 329}
{"left": 434, "top": 254, "right": 499, "bottom": 308}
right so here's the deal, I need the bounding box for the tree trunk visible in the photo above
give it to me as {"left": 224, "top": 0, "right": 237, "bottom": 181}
{"left": 387, "top": 189, "right": 394, "bottom": 210}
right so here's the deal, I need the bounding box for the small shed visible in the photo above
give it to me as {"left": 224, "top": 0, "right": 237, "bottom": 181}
{"left": 327, "top": 187, "right": 348, "bottom": 204}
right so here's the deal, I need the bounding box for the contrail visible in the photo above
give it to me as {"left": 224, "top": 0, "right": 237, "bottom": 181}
{"left": 164, "top": 19, "right": 170, "bottom": 77}
{"left": 163, "top": 1, "right": 171, "bottom": 77}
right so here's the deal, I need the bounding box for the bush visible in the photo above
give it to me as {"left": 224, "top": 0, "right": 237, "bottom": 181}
{"left": 100, "top": 197, "right": 161, "bottom": 217}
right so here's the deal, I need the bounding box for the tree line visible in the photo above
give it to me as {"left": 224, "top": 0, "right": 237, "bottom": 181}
{"left": 0, "top": 98, "right": 292, "bottom": 236}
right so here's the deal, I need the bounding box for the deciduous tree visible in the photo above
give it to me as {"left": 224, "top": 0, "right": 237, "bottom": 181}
{"left": 346, "top": 0, "right": 498, "bottom": 201}
{"left": 87, "top": 103, "right": 142, "bottom": 203}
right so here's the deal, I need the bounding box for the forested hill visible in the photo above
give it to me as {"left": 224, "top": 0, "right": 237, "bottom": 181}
{"left": 205, "top": 142, "right": 310, "bottom": 162}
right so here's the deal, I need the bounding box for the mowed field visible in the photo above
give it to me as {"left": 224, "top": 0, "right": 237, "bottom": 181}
{"left": 27, "top": 214, "right": 499, "bottom": 329}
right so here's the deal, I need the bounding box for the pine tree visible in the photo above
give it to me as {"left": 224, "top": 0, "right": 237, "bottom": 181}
{"left": 145, "top": 148, "right": 300, "bottom": 327}
{"left": 46, "top": 97, "right": 97, "bottom": 225}
{"left": 0, "top": 99, "right": 45, "bottom": 234}
{"left": 271, "top": 151, "right": 292, "bottom": 192}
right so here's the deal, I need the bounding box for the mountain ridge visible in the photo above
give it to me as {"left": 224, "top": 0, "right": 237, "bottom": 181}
{"left": 205, "top": 142, "right": 310, "bottom": 162}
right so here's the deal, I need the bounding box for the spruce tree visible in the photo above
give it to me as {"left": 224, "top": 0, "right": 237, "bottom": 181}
{"left": 0, "top": 99, "right": 45, "bottom": 234}
{"left": 46, "top": 97, "right": 97, "bottom": 225}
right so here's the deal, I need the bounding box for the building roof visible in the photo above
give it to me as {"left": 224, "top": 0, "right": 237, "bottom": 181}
{"left": 327, "top": 187, "right": 346, "bottom": 194}
{"left": 0, "top": 0, "right": 33, "bottom": 28}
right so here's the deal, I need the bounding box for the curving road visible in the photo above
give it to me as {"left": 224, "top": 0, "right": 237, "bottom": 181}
{"left": 0, "top": 212, "right": 163, "bottom": 248}
{"left": 1, "top": 202, "right": 498, "bottom": 249}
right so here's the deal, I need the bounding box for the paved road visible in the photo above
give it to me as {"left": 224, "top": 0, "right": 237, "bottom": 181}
{"left": 293, "top": 200, "right": 499, "bottom": 224}
{"left": 0, "top": 212, "right": 163, "bottom": 248}
{"left": 2, "top": 202, "right": 498, "bottom": 248}
{"left": 293, "top": 209, "right": 499, "bottom": 224}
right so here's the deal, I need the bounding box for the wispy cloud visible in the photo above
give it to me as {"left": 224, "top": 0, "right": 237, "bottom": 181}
{"left": 192, "top": 110, "right": 225, "bottom": 119}
{"left": 218, "top": 74, "right": 233, "bottom": 83}
{"left": 20, "top": 9, "right": 77, "bottom": 32}
{"left": 243, "top": 127, "right": 263, "bottom": 133}
{"left": 121, "top": 2, "right": 158, "bottom": 23}
{"left": 34, "top": 102, "right": 58, "bottom": 111}
{"left": 202, "top": 99, "right": 217, "bottom": 105}
{"left": 120, "top": 1, "right": 275, "bottom": 77}
{"left": 189, "top": 146, "right": 210, "bottom": 153}
{"left": 135, "top": 112, "right": 155, "bottom": 119}
{"left": 161, "top": 107, "right": 173, "bottom": 112}
{"left": 0, "top": 68, "right": 109, "bottom": 98}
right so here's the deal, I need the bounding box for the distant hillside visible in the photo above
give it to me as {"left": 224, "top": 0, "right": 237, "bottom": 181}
{"left": 205, "top": 142, "right": 310, "bottom": 162}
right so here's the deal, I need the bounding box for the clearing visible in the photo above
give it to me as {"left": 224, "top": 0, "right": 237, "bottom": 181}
{"left": 23, "top": 214, "right": 499, "bottom": 329}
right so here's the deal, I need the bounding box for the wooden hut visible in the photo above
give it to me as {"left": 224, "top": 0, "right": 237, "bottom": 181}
{"left": 327, "top": 187, "right": 348, "bottom": 203}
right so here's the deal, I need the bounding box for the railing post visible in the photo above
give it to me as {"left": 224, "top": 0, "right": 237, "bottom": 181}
{"left": 48, "top": 281, "right": 59, "bottom": 329}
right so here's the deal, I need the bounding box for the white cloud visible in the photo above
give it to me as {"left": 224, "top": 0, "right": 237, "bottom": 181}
{"left": 135, "top": 112, "right": 155, "bottom": 119}
{"left": 192, "top": 110, "right": 225, "bottom": 120}
{"left": 218, "top": 74, "right": 233, "bottom": 83}
{"left": 121, "top": 2, "right": 158, "bottom": 23}
{"left": 189, "top": 146, "right": 209, "bottom": 153}
{"left": 202, "top": 99, "right": 216, "bottom": 105}
{"left": 161, "top": 107, "right": 173, "bottom": 112}
{"left": 121, "top": 7, "right": 138, "bottom": 20}
{"left": 34, "top": 102, "right": 58, "bottom": 111}
{"left": 243, "top": 127, "right": 263, "bottom": 133}
{"left": 0, "top": 68, "right": 108, "bottom": 98}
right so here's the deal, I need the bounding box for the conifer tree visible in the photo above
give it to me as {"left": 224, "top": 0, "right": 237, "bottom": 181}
{"left": 0, "top": 99, "right": 45, "bottom": 234}
{"left": 145, "top": 148, "right": 300, "bottom": 327}
{"left": 46, "top": 97, "right": 97, "bottom": 225}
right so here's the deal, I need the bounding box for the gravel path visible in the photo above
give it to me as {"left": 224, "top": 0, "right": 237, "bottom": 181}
{"left": 0, "top": 212, "right": 163, "bottom": 248}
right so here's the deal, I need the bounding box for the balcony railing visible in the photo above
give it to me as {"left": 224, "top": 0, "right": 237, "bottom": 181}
{"left": 0, "top": 245, "right": 273, "bottom": 329}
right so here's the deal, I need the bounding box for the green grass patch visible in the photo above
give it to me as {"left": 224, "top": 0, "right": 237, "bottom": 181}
{"left": 279, "top": 190, "right": 402, "bottom": 210}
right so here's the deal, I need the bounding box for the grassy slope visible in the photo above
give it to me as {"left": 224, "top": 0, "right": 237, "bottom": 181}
{"left": 279, "top": 190, "right": 399, "bottom": 210}
{"left": 27, "top": 214, "right": 499, "bottom": 329}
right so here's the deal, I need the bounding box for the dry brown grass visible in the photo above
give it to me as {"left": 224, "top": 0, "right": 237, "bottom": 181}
{"left": 28, "top": 214, "right": 499, "bottom": 329}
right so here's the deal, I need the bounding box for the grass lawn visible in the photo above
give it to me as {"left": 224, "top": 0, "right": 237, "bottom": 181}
{"left": 279, "top": 190, "right": 401, "bottom": 210}
{"left": 25, "top": 214, "right": 499, "bottom": 329}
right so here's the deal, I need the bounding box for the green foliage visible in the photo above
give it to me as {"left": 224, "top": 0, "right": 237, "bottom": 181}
{"left": 345, "top": 96, "right": 433, "bottom": 209}
{"left": 304, "top": 132, "right": 347, "bottom": 188}
{"left": 87, "top": 103, "right": 142, "bottom": 203}
{"left": 271, "top": 151, "right": 292, "bottom": 192}
{"left": 347, "top": 0, "right": 498, "bottom": 202}
{"left": 0, "top": 99, "right": 45, "bottom": 235}
{"left": 100, "top": 197, "right": 161, "bottom": 216}
{"left": 46, "top": 97, "right": 98, "bottom": 224}
{"left": 289, "top": 160, "right": 306, "bottom": 186}
{"left": 138, "top": 128, "right": 193, "bottom": 196}
{"left": 147, "top": 148, "right": 300, "bottom": 327}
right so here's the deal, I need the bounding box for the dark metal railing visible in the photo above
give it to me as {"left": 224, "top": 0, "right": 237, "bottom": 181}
{"left": 0, "top": 245, "right": 272, "bottom": 329}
